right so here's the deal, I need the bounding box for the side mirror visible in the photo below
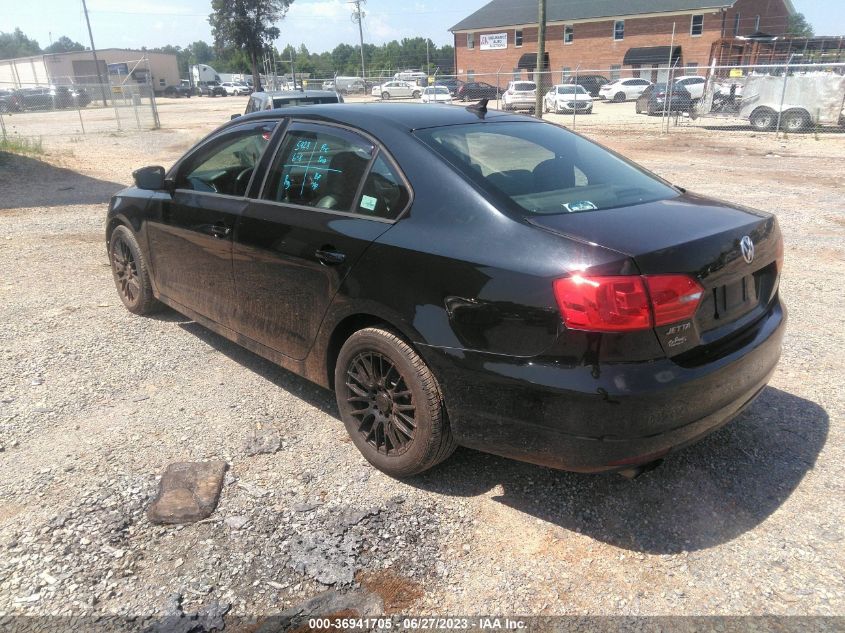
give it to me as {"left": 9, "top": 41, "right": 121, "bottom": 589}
{"left": 230, "top": 113, "right": 241, "bottom": 120}
{"left": 133, "top": 165, "right": 166, "bottom": 190}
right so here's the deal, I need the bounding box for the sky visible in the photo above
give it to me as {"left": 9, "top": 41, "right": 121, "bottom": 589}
{"left": 5, "top": 0, "right": 844, "bottom": 54}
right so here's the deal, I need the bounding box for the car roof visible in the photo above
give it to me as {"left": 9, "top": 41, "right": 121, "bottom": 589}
{"left": 230, "top": 102, "right": 530, "bottom": 132}
{"left": 255, "top": 90, "right": 339, "bottom": 98}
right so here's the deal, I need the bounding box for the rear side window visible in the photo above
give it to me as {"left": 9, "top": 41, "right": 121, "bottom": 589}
{"left": 416, "top": 122, "right": 678, "bottom": 215}
{"left": 262, "top": 124, "right": 374, "bottom": 211}
{"left": 357, "top": 155, "right": 410, "bottom": 220}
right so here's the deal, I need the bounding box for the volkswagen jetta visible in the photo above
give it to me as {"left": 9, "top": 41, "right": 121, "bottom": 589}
{"left": 106, "top": 102, "right": 785, "bottom": 477}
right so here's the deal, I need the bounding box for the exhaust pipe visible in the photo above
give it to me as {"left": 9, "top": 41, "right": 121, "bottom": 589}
{"left": 618, "top": 459, "right": 664, "bottom": 480}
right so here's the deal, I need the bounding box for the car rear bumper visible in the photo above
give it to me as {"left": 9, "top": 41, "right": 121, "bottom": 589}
{"left": 420, "top": 300, "right": 785, "bottom": 473}
{"left": 506, "top": 97, "right": 537, "bottom": 109}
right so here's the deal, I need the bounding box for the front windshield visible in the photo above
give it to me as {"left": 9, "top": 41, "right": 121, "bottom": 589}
{"left": 557, "top": 86, "right": 586, "bottom": 95}
{"left": 415, "top": 122, "right": 678, "bottom": 215}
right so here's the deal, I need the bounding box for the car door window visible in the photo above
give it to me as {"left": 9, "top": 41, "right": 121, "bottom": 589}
{"left": 262, "top": 124, "right": 374, "bottom": 211}
{"left": 177, "top": 122, "right": 277, "bottom": 196}
{"left": 356, "top": 154, "right": 410, "bottom": 220}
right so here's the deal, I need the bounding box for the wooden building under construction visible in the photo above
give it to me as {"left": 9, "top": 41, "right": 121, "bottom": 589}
{"left": 709, "top": 35, "right": 845, "bottom": 67}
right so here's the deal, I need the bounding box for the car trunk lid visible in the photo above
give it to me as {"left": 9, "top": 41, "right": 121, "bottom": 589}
{"left": 527, "top": 193, "right": 781, "bottom": 356}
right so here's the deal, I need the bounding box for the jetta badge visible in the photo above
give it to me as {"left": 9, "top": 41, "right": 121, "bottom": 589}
{"left": 740, "top": 236, "right": 755, "bottom": 264}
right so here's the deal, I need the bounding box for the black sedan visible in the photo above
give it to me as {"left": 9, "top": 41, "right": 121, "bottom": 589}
{"left": 107, "top": 103, "right": 785, "bottom": 477}
{"left": 636, "top": 82, "right": 693, "bottom": 116}
{"left": 456, "top": 81, "right": 499, "bottom": 101}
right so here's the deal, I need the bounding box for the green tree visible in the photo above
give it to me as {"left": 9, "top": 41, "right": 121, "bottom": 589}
{"left": 209, "top": 0, "right": 293, "bottom": 91}
{"left": 0, "top": 28, "right": 41, "bottom": 60}
{"left": 187, "top": 40, "right": 216, "bottom": 65}
{"left": 786, "top": 12, "right": 814, "bottom": 37}
{"left": 43, "top": 36, "right": 85, "bottom": 54}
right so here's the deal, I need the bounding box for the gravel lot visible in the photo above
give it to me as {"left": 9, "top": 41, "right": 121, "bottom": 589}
{"left": 0, "top": 96, "right": 843, "bottom": 625}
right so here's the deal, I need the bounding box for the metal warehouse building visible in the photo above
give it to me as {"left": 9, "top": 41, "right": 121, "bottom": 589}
{"left": 0, "top": 48, "right": 180, "bottom": 93}
{"left": 450, "top": 0, "right": 795, "bottom": 83}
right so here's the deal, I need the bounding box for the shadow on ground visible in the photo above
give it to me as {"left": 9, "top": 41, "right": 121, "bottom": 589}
{"left": 175, "top": 317, "right": 827, "bottom": 555}
{"left": 0, "top": 151, "right": 126, "bottom": 209}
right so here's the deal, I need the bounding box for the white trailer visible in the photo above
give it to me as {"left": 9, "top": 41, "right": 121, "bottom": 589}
{"left": 740, "top": 73, "right": 845, "bottom": 132}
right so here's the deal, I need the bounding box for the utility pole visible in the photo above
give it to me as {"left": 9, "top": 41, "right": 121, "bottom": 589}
{"left": 81, "top": 0, "right": 108, "bottom": 107}
{"left": 350, "top": 1, "right": 367, "bottom": 83}
{"left": 534, "top": 0, "right": 547, "bottom": 119}
{"left": 426, "top": 39, "right": 430, "bottom": 74}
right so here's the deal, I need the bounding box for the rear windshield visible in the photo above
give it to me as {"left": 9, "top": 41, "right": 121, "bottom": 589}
{"left": 415, "top": 122, "right": 678, "bottom": 215}
{"left": 272, "top": 96, "right": 339, "bottom": 107}
{"left": 513, "top": 82, "right": 536, "bottom": 91}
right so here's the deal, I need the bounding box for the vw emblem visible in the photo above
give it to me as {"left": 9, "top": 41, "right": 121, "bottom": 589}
{"left": 740, "top": 236, "right": 755, "bottom": 264}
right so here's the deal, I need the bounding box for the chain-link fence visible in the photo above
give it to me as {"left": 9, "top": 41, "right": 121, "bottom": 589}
{"left": 0, "top": 58, "right": 160, "bottom": 143}
{"left": 294, "top": 62, "right": 845, "bottom": 138}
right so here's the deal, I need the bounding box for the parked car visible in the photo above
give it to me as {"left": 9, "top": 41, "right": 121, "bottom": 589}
{"left": 334, "top": 77, "right": 367, "bottom": 94}
{"left": 220, "top": 82, "right": 250, "bottom": 96}
{"left": 371, "top": 81, "right": 421, "bottom": 100}
{"left": 436, "top": 78, "right": 464, "bottom": 97}
{"left": 13, "top": 85, "right": 91, "bottom": 110}
{"left": 197, "top": 81, "right": 227, "bottom": 97}
{"left": 598, "top": 78, "right": 652, "bottom": 102}
{"left": 673, "top": 75, "right": 706, "bottom": 100}
{"left": 562, "top": 74, "right": 609, "bottom": 97}
{"left": 241, "top": 90, "right": 343, "bottom": 115}
{"left": 107, "top": 103, "right": 785, "bottom": 478}
{"left": 421, "top": 85, "right": 452, "bottom": 104}
{"left": 544, "top": 84, "right": 593, "bottom": 114}
{"left": 502, "top": 80, "right": 537, "bottom": 112}
{"left": 321, "top": 80, "right": 336, "bottom": 91}
{"left": 455, "top": 81, "right": 498, "bottom": 101}
{"left": 0, "top": 89, "right": 23, "bottom": 112}
{"left": 163, "top": 82, "right": 193, "bottom": 98}
{"left": 636, "top": 83, "right": 693, "bottom": 115}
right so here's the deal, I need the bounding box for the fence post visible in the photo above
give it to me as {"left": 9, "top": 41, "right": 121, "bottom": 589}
{"left": 76, "top": 102, "right": 86, "bottom": 135}
{"left": 0, "top": 112, "right": 6, "bottom": 142}
{"left": 775, "top": 54, "right": 795, "bottom": 138}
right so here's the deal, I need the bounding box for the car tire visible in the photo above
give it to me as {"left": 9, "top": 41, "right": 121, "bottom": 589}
{"left": 750, "top": 108, "right": 777, "bottom": 131}
{"left": 412, "top": 90, "right": 421, "bottom": 99}
{"left": 614, "top": 92, "right": 626, "bottom": 103}
{"left": 783, "top": 109, "right": 810, "bottom": 133}
{"left": 108, "top": 225, "right": 161, "bottom": 315}
{"left": 335, "top": 327, "right": 457, "bottom": 478}
{"left": 381, "top": 92, "right": 390, "bottom": 100}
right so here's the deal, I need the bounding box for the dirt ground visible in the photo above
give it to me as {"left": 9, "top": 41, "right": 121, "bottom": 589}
{"left": 1, "top": 96, "right": 844, "bottom": 625}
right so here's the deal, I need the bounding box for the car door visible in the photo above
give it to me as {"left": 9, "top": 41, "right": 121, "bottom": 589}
{"left": 232, "top": 121, "right": 410, "bottom": 359}
{"left": 146, "top": 120, "right": 279, "bottom": 328}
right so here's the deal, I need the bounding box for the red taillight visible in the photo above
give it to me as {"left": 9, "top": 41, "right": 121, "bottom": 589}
{"left": 643, "top": 275, "right": 704, "bottom": 326}
{"left": 553, "top": 275, "right": 652, "bottom": 332}
{"left": 553, "top": 274, "right": 703, "bottom": 332}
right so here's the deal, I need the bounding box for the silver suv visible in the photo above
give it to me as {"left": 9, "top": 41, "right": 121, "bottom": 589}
{"left": 502, "top": 81, "right": 537, "bottom": 112}
{"left": 242, "top": 90, "right": 344, "bottom": 115}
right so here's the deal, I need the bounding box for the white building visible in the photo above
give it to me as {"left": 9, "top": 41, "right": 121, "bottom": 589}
{"left": 0, "top": 48, "right": 180, "bottom": 93}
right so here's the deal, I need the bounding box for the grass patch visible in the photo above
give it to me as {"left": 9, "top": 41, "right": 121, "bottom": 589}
{"left": 0, "top": 136, "right": 44, "bottom": 156}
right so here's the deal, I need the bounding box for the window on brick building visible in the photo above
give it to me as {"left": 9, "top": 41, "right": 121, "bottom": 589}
{"left": 561, "top": 67, "right": 571, "bottom": 81}
{"left": 614, "top": 20, "right": 624, "bottom": 40}
{"left": 564, "top": 25, "right": 573, "bottom": 44}
{"left": 691, "top": 15, "right": 703, "bottom": 36}
{"left": 610, "top": 64, "right": 621, "bottom": 80}
{"left": 686, "top": 62, "right": 699, "bottom": 73}
{"left": 467, "top": 69, "right": 475, "bottom": 80}
{"left": 512, "top": 68, "right": 521, "bottom": 80}
{"left": 734, "top": 13, "right": 741, "bottom": 36}
{"left": 467, "top": 32, "right": 475, "bottom": 49}
{"left": 515, "top": 29, "right": 523, "bottom": 47}
{"left": 631, "top": 64, "right": 641, "bottom": 78}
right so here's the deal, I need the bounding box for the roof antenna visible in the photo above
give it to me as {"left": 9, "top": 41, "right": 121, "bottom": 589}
{"left": 466, "top": 98, "right": 488, "bottom": 118}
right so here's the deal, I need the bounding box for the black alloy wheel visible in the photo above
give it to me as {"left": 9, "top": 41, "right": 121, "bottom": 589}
{"left": 108, "top": 225, "right": 160, "bottom": 315}
{"left": 346, "top": 351, "right": 416, "bottom": 456}
{"left": 335, "top": 328, "right": 456, "bottom": 477}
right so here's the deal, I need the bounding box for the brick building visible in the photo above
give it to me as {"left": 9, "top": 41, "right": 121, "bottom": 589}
{"left": 450, "top": 0, "right": 795, "bottom": 84}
